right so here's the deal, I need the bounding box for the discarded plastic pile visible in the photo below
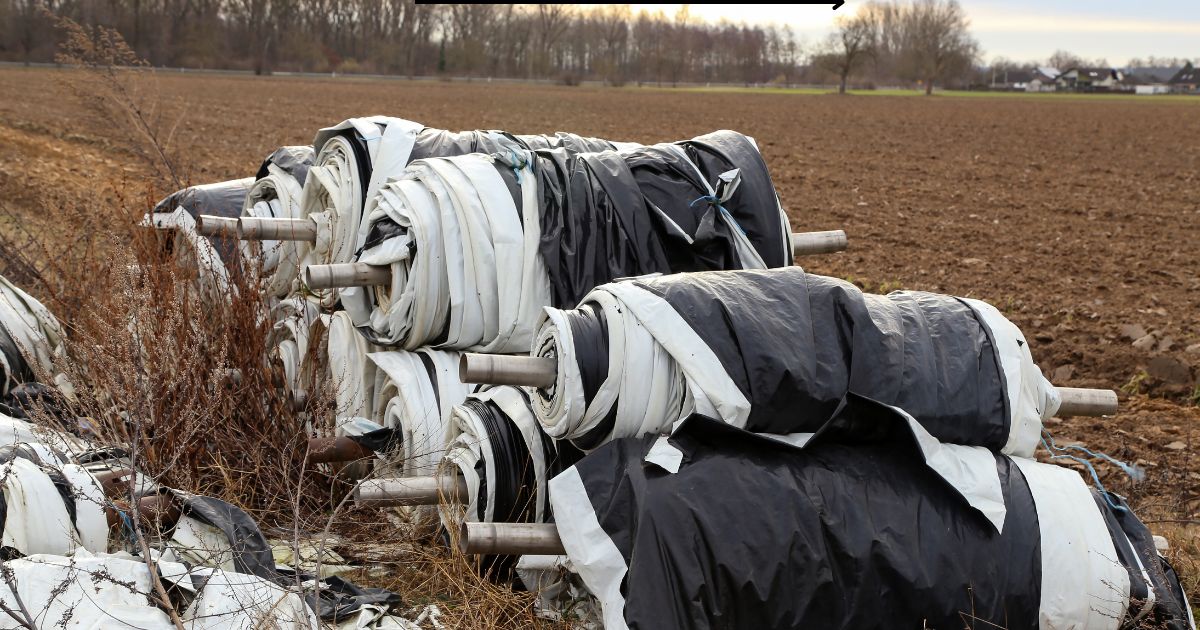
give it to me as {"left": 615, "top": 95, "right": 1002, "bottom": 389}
{"left": 0, "top": 406, "right": 416, "bottom": 627}
{"left": 128, "top": 111, "right": 1195, "bottom": 629}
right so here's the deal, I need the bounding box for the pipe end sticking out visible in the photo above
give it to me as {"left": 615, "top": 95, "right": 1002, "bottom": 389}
{"left": 1055, "top": 387, "right": 1118, "bottom": 417}
{"left": 459, "top": 522, "right": 565, "bottom": 556}
{"left": 790, "top": 230, "right": 848, "bottom": 256}
{"left": 459, "top": 353, "right": 558, "bottom": 389}
{"left": 196, "top": 215, "right": 239, "bottom": 237}
{"left": 303, "top": 263, "right": 392, "bottom": 291}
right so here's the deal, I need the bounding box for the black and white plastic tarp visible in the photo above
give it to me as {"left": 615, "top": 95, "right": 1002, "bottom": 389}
{"left": 0, "top": 274, "right": 67, "bottom": 400}
{"left": 0, "top": 439, "right": 108, "bottom": 558}
{"left": 296, "top": 116, "right": 633, "bottom": 312}
{"left": 241, "top": 145, "right": 316, "bottom": 298}
{"left": 145, "top": 177, "right": 254, "bottom": 300}
{"left": 549, "top": 405, "right": 1194, "bottom": 630}
{"left": 532, "top": 266, "right": 1057, "bottom": 456}
{"left": 354, "top": 130, "right": 793, "bottom": 353}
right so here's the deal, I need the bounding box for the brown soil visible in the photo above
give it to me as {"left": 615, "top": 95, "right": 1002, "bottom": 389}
{"left": 2, "top": 66, "right": 1199, "bottom": 599}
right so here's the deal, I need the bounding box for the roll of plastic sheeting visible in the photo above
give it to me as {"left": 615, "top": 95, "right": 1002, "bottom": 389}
{"left": 532, "top": 267, "right": 1058, "bottom": 456}
{"left": 444, "top": 386, "right": 581, "bottom": 527}
{"left": 355, "top": 130, "right": 793, "bottom": 353}
{"left": 536, "top": 130, "right": 791, "bottom": 307}
{"left": 242, "top": 146, "right": 316, "bottom": 298}
{"left": 314, "top": 311, "right": 382, "bottom": 430}
{"left": 150, "top": 177, "right": 254, "bottom": 266}
{"left": 357, "top": 152, "right": 549, "bottom": 352}
{"left": 142, "top": 206, "right": 235, "bottom": 303}
{"left": 297, "top": 116, "right": 628, "bottom": 314}
{"left": 443, "top": 386, "right": 582, "bottom": 578}
{"left": 549, "top": 414, "right": 1192, "bottom": 630}
{"left": 0, "top": 274, "right": 67, "bottom": 398}
{"left": 268, "top": 296, "right": 323, "bottom": 397}
{"left": 367, "top": 349, "right": 478, "bottom": 477}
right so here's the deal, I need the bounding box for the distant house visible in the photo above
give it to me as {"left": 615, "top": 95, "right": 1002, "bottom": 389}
{"left": 1056, "top": 67, "right": 1124, "bottom": 92}
{"left": 1168, "top": 63, "right": 1199, "bottom": 94}
{"left": 1026, "top": 67, "right": 1059, "bottom": 92}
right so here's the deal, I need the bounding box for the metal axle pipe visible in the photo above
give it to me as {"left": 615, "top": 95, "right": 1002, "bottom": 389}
{"left": 299, "top": 230, "right": 849, "bottom": 291}
{"left": 303, "top": 263, "right": 391, "bottom": 291}
{"left": 460, "top": 352, "right": 1118, "bottom": 418}
{"left": 459, "top": 354, "right": 557, "bottom": 389}
{"left": 308, "top": 436, "right": 374, "bottom": 464}
{"left": 1056, "top": 387, "right": 1119, "bottom": 417}
{"left": 238, "top": 217, "right": 318, "bottom": 242}
{"left": 459, "top": 522, "right": 564, "bottom": 556}
{"left": 354, "top": 475, "right": 469, "bottom": 507}
{"left": 791, "top": 230, "right": 848, "bottom": 256}
{"left": 196, "top": 215, "right": 239, "bottom": 237}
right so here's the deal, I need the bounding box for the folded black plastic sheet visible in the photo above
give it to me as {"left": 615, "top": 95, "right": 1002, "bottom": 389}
{"left": 1097, "top": 492, "right": 1193, "bottom": 629}
{"left": 534, "top": 149, "right": 673, "bottom": 307}
{"left": 635, "top": 266, "right": 1009, "bottom": 444}
{"left": 624, "top": 131, "right": 787, "bottom": 273}
{"left": 535, "top": 130, "right": 788, "bottom": 308}
{"left": 551, "top": 408, "right": 1191, "bottom": 630}
{"left": 152, "top": 178, "right": 253, "bottom": 263}
{"left": 255, "top": 145, "right": 315, "bottom": 185}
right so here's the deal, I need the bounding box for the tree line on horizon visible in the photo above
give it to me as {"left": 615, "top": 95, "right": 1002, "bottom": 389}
{"left": 0, "top": 0, "right": 1193, "bottom": 91}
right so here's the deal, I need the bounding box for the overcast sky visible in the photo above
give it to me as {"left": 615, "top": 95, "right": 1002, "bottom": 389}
{"left": 626, "top": 2, "right": 1200, "bottom": 66}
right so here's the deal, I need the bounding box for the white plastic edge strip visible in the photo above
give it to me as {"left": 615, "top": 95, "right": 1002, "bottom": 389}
{"left": 962, "top": 298, "right": 1060, "bottom": 458}
{"left": 1012, "top": 457, "right": 1128, "bottom": 629}
{"left": 548, "top": 466, "right": 630, "bottom": 630}
{"left": 599, "top": 282, "right": 751, "bottom": 427}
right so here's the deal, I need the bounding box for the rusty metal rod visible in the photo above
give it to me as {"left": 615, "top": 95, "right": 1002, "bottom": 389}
{"left": 308, "top": 436, "right": 374, "bottom": 464}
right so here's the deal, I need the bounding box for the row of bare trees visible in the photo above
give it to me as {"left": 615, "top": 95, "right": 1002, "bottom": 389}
{"left": 815, "top": 0, "right": 979, "bottom": 94}
{"left": 1, "top": 1, "right": 815, "bottom": 85}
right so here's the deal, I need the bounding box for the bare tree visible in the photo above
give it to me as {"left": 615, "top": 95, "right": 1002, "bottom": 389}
{"left": 900, "top": 0, "right": 979, "bottom": 94}
{"left": 819, "top": 10, "right": 877, "bottom": 94}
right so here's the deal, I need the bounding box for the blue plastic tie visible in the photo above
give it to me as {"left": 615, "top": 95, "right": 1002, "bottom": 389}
{"left": 689, "top": 195, "right": 749, "bottom": 237}
{"left": 1041, "top": 430, "right": 1143, "bottom": 512}
{"left": 507, "top": 148, "right": 525, "bottom": 185}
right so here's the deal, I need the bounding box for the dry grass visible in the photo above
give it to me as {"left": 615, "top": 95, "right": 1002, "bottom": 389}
{"left": 0, "top": 17, "right": 571, "bottom": 628}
